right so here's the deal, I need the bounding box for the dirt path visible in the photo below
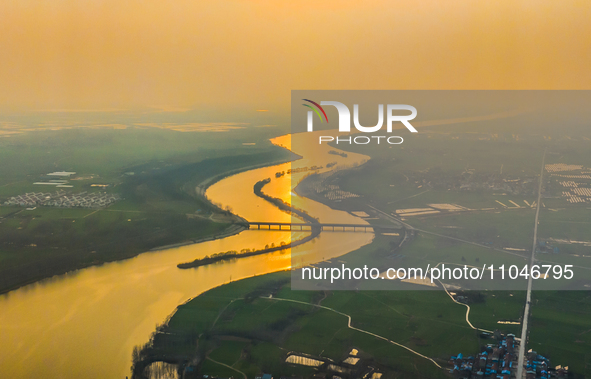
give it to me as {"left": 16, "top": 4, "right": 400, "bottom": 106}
{"left": 262, "top": 296, "right": 443, "bottom": 369}
{"left": 206, "top": 357, "right": 247, "bottom": 379}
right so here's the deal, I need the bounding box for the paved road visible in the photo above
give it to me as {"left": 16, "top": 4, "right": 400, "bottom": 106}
{"left": 516, "top": 149, "right": 547, "bottom": 378}
{"left": 368, "top": 205, "right": 529, "bottom": 260}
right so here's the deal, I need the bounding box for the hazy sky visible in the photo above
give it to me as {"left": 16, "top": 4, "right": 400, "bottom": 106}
{"left": 1, "top": 0, "right": 590, "bottom": 111}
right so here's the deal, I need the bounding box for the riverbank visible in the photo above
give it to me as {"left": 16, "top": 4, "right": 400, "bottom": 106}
{"left": 0, "top": 151, "right": 294, "bottom": 295}
{"left": 150, "top": 224, "right": 247, "bottom": 252}
{"left": 176, "top": 228, "right": 318, "bottom": 269}
{"left": 177, "top": 177, "right": 322, "bottom": 269}
{"left": 130, "top": 271, "right": 467, "bottom": 379}
{"left": 0, "top": 220, "right": 232, "bottom": 296}
{"left": 152, "top": 155, "right": 302, "bottom": 253}
{"left": 0, "top": 131, "right": 376, "bottom": 379}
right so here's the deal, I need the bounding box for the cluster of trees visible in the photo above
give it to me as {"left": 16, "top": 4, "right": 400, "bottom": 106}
{"left": 254, "top": 178, "right": 319, "bottom": 224}
{"left": 177, "top": 178, "right": 321, "bottom": 270}
{"left": 0, "top": 211, "right": 222, "bottom": 293}
{"left": 177, "top": 241, "right": 290, "bottom": 269}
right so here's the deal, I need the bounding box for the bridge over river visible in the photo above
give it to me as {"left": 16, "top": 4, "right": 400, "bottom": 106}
{"left": 242, "top": 221, "right": 402, "bottom": 233}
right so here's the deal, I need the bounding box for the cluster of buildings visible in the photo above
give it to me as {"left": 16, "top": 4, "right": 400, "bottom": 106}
{"left": 459, "top": 176, "right": 537, "bottom": 195}
{"left": 32, "top": 171, "right": 77, "bottom": 188}
{"left": 44, "top": 191, "right": 121, "bottom": 208}
{"left": 3, "top": 191, "right": 63, "bottom": 208}
{"left": 3, "top": 190, "right": 120, "bottom": 209}
{"left": 560, "top": 186, "right": 591, "bottom": 203}
{"left": 408, "top": 170, "right": 539, "bottom": 196}
{"left": 449, "top": 333, "right": 517, "bottom": 378}
{"left": 545, "top": 164, "right": 585, "bottom": 173}
{"left": 547, "top": 164, "right": 591, "bottom": 204}
{"left": 282, "top": 349, "right": 382, "bottom": 379}
{"left": 536, "top": 240, "right": 560, "bottom": 254}
{"left": 192, "top": 349, "right": 383, "bottom": 379}
{"left": 525, "top": 352, "right": 550, "bottom": 379}
{"left": 524, "top": 350, "right": 568, "bottom": 378}
{"left": 313, "top": 183, "right": 360, "bottom": 202}
{"left": 393, "top": 203, "right": 469, "bottom": 218}
{"left": 450, "top": 335, "right": 569, "bottom": 379}
{"left": 460, "top": 171, "right": 541, "bottom": 195}
{"left": 303, "top": 172, "right": 361, "bottom": 202}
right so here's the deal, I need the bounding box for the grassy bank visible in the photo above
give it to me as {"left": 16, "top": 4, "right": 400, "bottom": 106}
{"left": 178, "top": 177, "right": 320, "bottom": 269}
{"left": 133, "top": 267, "right": 525, "bottom": 378}
{"left": 0, "top": 126, "right": 292, "bottom": 293}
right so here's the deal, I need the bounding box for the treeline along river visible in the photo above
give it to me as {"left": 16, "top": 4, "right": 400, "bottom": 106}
{"left": 0, "top": 132, "right": 373, "bottom": 378}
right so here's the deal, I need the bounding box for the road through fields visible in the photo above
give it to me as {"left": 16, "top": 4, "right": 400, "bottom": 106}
{"left": 516, "top": 149, "right": 546, "bottom": 378}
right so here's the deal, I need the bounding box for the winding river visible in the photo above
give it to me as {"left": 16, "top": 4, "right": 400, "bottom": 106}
{"left": 0, "top": 132, "right": 373, "bottom": 378}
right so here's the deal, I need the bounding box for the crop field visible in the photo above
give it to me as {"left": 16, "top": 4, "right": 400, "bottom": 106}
{"left": 538, "top": 207, "right": 591, "bottom": 255}
{"left": 405, "top": 210, "right": 536, "bottom": 250}
{"left": 298, "top": 128, "right": 591, "bottom": 376}
{"left": 138, "top": 268, "right": 530, "bottom": 378}
{"left": 0, "top": 125, "right": 293, "bottom": 293}
{"left": 528, "top": 291, "right": 591, "bottom": 377}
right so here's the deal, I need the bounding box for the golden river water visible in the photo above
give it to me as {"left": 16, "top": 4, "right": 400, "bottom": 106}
{"left": 0, "top": 132, "right": 373, "bottom": 378}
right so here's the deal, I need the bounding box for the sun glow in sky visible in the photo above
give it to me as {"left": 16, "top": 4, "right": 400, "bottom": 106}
{"left": 1, "top": 0, "right": 590, "bottom": 111}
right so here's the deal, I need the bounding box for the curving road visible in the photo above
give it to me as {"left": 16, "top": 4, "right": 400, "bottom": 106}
{"left": 261, "top": 296, "right": 443, "bottom": 369}
{"left": 439, "top": 275, "right": 494, "bottom": 334}
{"left": 206, "top": 357, "right": 247, "bottom": 379}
